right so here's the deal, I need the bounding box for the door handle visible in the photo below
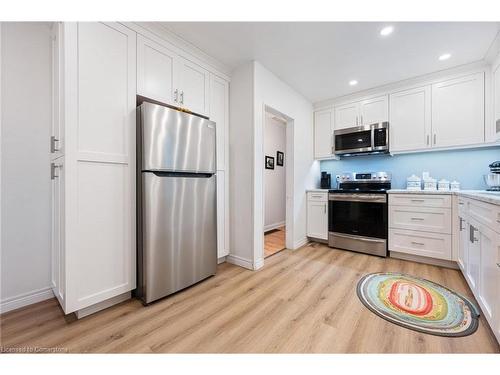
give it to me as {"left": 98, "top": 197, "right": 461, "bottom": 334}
{"left": 469, "top": 225, "right": 478, "bottom": 243}
{"left": 411, "top": 241, "right": 425, "bottom": 246}
{"left": 180, "top": 91, "right": 184, "bottom": 105}
{"left": 51, "top": 163, "right": 60, "bottom": 180}
{"left": 433, "top": 134, "right": 437, "bottom": 145}
{"left": 51, "top": 136, "right": 60, "bottom": 153}
{"left": 356, "top": 116, "right": 358, "bottom": 126}
{"left": 324, "top": 204, "right": 326, "bottom": 214}
{"left": 360, "top": 115, "right": 363, "bottom": 124}
{"left": 174, "top": 89, "right": 178, "bottom": 103}
{"left": 426, "top": 135, "right": 429, "bottom": 146}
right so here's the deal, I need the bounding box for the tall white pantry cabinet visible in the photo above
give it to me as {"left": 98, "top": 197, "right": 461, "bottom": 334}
{"left": 50, "top": 22, "right": 231, "bottom": 315}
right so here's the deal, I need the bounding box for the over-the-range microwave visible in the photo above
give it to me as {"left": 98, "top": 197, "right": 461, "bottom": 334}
{"left": 333, "top": 122, "right": 389, "bottom": 156}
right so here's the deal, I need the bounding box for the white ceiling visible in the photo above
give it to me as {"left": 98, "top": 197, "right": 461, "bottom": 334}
{"left": 162, "top": 22, "right": 500, "bottom": 103}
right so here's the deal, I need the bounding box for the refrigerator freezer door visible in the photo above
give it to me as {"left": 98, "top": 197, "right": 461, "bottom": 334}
{"left": 139, "top": 102, "right": 216, "bottom": 173}
{"left": 140, "top": 172, "right": 217, "bottom": 303}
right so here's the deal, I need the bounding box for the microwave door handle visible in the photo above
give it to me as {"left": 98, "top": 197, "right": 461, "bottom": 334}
{"left": 371, "top": 127, "right": 375, "bottom": 149}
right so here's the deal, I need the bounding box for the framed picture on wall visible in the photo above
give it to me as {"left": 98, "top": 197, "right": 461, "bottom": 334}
{"left": 265, "top": 156, "right": 275, "bottom": 169}
{"left": 277, "top": 151, "right": 284, "bottom": 166}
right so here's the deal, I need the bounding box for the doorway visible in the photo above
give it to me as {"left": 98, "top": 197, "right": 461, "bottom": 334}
{"left": 263, "top": 110, "right": 287, "bottom": 258}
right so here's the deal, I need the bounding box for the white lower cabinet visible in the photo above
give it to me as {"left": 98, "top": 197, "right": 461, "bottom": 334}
{"left": 52, "top": 22, "right": 137, "bottom": 315}
{"left": 389, "top": 193, "right": 452, "bottom": 261}
{"left": 306, "top": 192, "right": 328, "bottom": 240}
{"left": 456, "top": 197, "right": 500, "bottom": 344}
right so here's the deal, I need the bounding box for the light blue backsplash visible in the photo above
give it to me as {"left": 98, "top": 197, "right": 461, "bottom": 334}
{"left": 320, "top": 146, "right": 500, "bottom": 190}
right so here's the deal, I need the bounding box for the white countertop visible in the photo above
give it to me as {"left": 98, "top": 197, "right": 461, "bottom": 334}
{"left": 388, "top": 189, "right": 500, "bottom": 205}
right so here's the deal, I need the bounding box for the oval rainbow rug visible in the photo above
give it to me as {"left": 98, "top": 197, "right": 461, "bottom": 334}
{"left": 356, "top": 272, "right": 480, "bottom": 337}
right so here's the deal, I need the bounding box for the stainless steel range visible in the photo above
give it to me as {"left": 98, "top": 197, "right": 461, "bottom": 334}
{"left": 328, "top": 172, "right": 391, "bottom": 257}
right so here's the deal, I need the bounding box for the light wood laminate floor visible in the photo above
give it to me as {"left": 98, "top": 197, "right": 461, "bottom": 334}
{"left": 264, "top": 226, "right": 286, "bottom": 258}
{"left": 1, "top": 243, "right": 499, "bottom": 353}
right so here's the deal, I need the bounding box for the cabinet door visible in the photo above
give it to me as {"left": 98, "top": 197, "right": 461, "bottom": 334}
{"left": 334, "top": 102, "right": 359, "bottom": 129}
{"left": 137, "top": 35, "right": 178, "bottom": 106}
{"left": 51, "top": 157, "right": 65, "bottom": 308}
{"left": 457, "top": 215, "right": 468, "bottom": 272}
{"left": 359, "top": 95, "right": 388, "bottom": 125}
{"left": 307, "top": 201, "right": 328, "bottom": 240}
{"left": 494, "top": 64, "right": 500, "bottom": 141}
{"left": 66, "top": 22, "right": 137, "bottom": 313}
{"left": 466, "top": 220, "right": 481, "bottom": 294}
{"left": 216, "top": 171, "right": 229, "bottom": 258}
{"left": 178, "top": 57, "right": 210, "bottom": 116}
{"left": 51, "top": 23, "right": 64, "bottom": 160}
{"left": 431, "top": 72, "right": 485, "bottom": 148}
{"left": 478, "top": 224, "right": 499, "bottom": 324}
{"left": 390, "top": 86, "right": 431, "bottom": 152}
{"left": 210, "top": 74, "right": 229, "bottom": 170}
{"left": 314, "top": 108, "right": 333, "bottom": 158}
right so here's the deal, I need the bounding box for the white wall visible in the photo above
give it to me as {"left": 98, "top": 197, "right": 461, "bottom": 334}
{"left": 264, "top": 114, "right": 286, "bottom": 231}
{"left": 229, "top": 60, "right": 318, "bottom": 270}
{"left": 1, "top": 23, "right": 53, "bottom": 311}
{"left": 228, "top": 62, "right": 255, "bottom": 268}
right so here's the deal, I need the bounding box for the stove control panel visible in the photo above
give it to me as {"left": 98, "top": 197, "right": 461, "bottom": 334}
{"left": 337, "top": 171, "right": 391, "bottom": 183}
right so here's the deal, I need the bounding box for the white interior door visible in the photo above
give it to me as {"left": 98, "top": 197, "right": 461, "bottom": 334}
{"left": 334, "top": 102, "right": 359, "bottom": 129}
{"left": 431, "top": 72, "right": 485, "bottom": 148}
{"left": 360, "top": 95, "right": 388, "bottom": 125}
{"left": 178, "top": 57, "right": 210, "bottom": 116}
{"left": 390, "top": 86, "right": 431, "bottom": 152}
{"left": 314, "top": 109, "right": 333, "bottom": 158}
{"left": 137, "top": 35, "right": 178, "bottom": 106}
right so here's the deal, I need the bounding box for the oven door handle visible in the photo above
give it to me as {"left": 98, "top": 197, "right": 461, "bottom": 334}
{"left": 328, "top": 194, "right": 387, "bottom": 203}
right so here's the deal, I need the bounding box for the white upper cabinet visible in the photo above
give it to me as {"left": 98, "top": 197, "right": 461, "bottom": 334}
{"left": 334, "top": 102, "right": 359, "bottom": 129}
{"left": 314, "top": 108, "right": 334, "bottom": 158}
{"left": 334, "top": 95, "right": 388, "bottom": 130}
{"left": 137, "top": 36, "right": 210, "bottom": 116}
{"left": 493, "top": 63, "right": 500, "bottom": 141}
{"left": 209, "top": 74, "right": 229, "bottom": 170}
{"left": 50, "top": 23, "right": 64, "bottom": 160}
{"left": 178, "top": 57, "right": 210, "bottom": 116}
{"left": 431, "top": 72, "right": 485, "bottom": 148}
{"left": 137, "top": 35, "right": 178, "bottom": 106}
{"left": 390, "top": 86, "right": 431, "bottom": 152}
{"left": 359, "top": 95, "right": 389, "bottom": 125}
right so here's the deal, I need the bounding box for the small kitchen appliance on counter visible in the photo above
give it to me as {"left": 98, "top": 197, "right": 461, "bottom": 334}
{"left": 320, "top": 171, "right": 332, "bottom": 189}
{"left": 485, "top": 161, "right": 500, "bottom": 191}
{"left": 328, "top": 172, "right": 391, "bottom": 257}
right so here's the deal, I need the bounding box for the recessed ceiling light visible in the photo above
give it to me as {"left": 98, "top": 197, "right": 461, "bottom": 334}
{"left": 380, "top": 26, "right": 394, "bottom": 36}
{"left": 439, "top": 53, "right": 451, "bottom": 61}
{"left": 349, "top": 80, "right": 358, "bottom": 86}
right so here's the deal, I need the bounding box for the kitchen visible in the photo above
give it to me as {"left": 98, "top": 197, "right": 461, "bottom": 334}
{"left": 1, "top": 6, "right": 500, "bottom": 370}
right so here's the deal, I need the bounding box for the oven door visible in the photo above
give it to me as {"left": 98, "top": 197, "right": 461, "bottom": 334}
{"left": 328, "top": 193, "right": 387, "bottom": 238}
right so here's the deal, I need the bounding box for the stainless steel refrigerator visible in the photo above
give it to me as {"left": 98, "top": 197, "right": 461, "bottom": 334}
{"left": 136, "top": 102, "right": 217, "bottom": 304}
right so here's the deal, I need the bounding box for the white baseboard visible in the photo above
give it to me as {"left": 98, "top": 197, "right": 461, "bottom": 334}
{"left": 264, "top": 221, "right": 285, "bottom": 233}
{"left": 226, "top": 254, "right": 255, "bottom": 270}
{"left": 0, "top": 286, "right": 54, "bottom": 315}
{"left": 217, "top": 256, "right": 227, "bottom": 264}
{"left": 293, "top": 237, "right": 309, "bottom": 250}
{"left": 75, "top": 292, "right": 131, "bottom": 319}
{"left": 253, "top": 257, "right": 264, "bottom": 270}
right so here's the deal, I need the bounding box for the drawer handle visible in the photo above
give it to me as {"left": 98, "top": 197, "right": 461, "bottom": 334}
{"left": 311, "top": 195, "right": 323, "bottom": 198}
{"left": 410, "top": 217, "right": 424, "bottom": 221}
{"left": 411, "top": 199, "right": 425, "bottom": 202}
{"left": 411, "top": 241, "right": 425, "bottom": 246}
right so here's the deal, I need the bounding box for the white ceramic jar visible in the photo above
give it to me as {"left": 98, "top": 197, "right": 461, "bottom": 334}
{"left": 450, "top": 180, "right": 461, "bottom": 191}
{"left": 406, "top": 174, "right": 421, "bottom": 191}
{"left": 423, "top": 178, "right": 437, "bottom": 191}
{"left": 438, "top": 179, "right": 450, "bottom": 191}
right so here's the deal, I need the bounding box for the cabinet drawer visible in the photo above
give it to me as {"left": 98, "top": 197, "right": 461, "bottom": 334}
{"left": 389, "top": 205, "right": 451, "bottom": 234}
{"left": 389, "top": 194, "right": 451, "bottom": 208}
{"left": 468, "top": 199, "right": 500, "bottom": 234}
{"left": 307, "top": 191, "right": 328, "bottom": 202}
{"left": 389, "top": 229, "right": 452, "bottom": 260}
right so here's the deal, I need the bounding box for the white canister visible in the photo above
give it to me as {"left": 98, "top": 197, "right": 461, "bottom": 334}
{"left": 438, "top": 179, "right": 450, "bottom": 191}
{"left": 450, "top": 180, "right": 461, "bottom": 191}
{"left": 406, "top": 174, "right": 421, "bottom": 191}
{"left": 423, "top": 178, "right": 437, "bottom": 191}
